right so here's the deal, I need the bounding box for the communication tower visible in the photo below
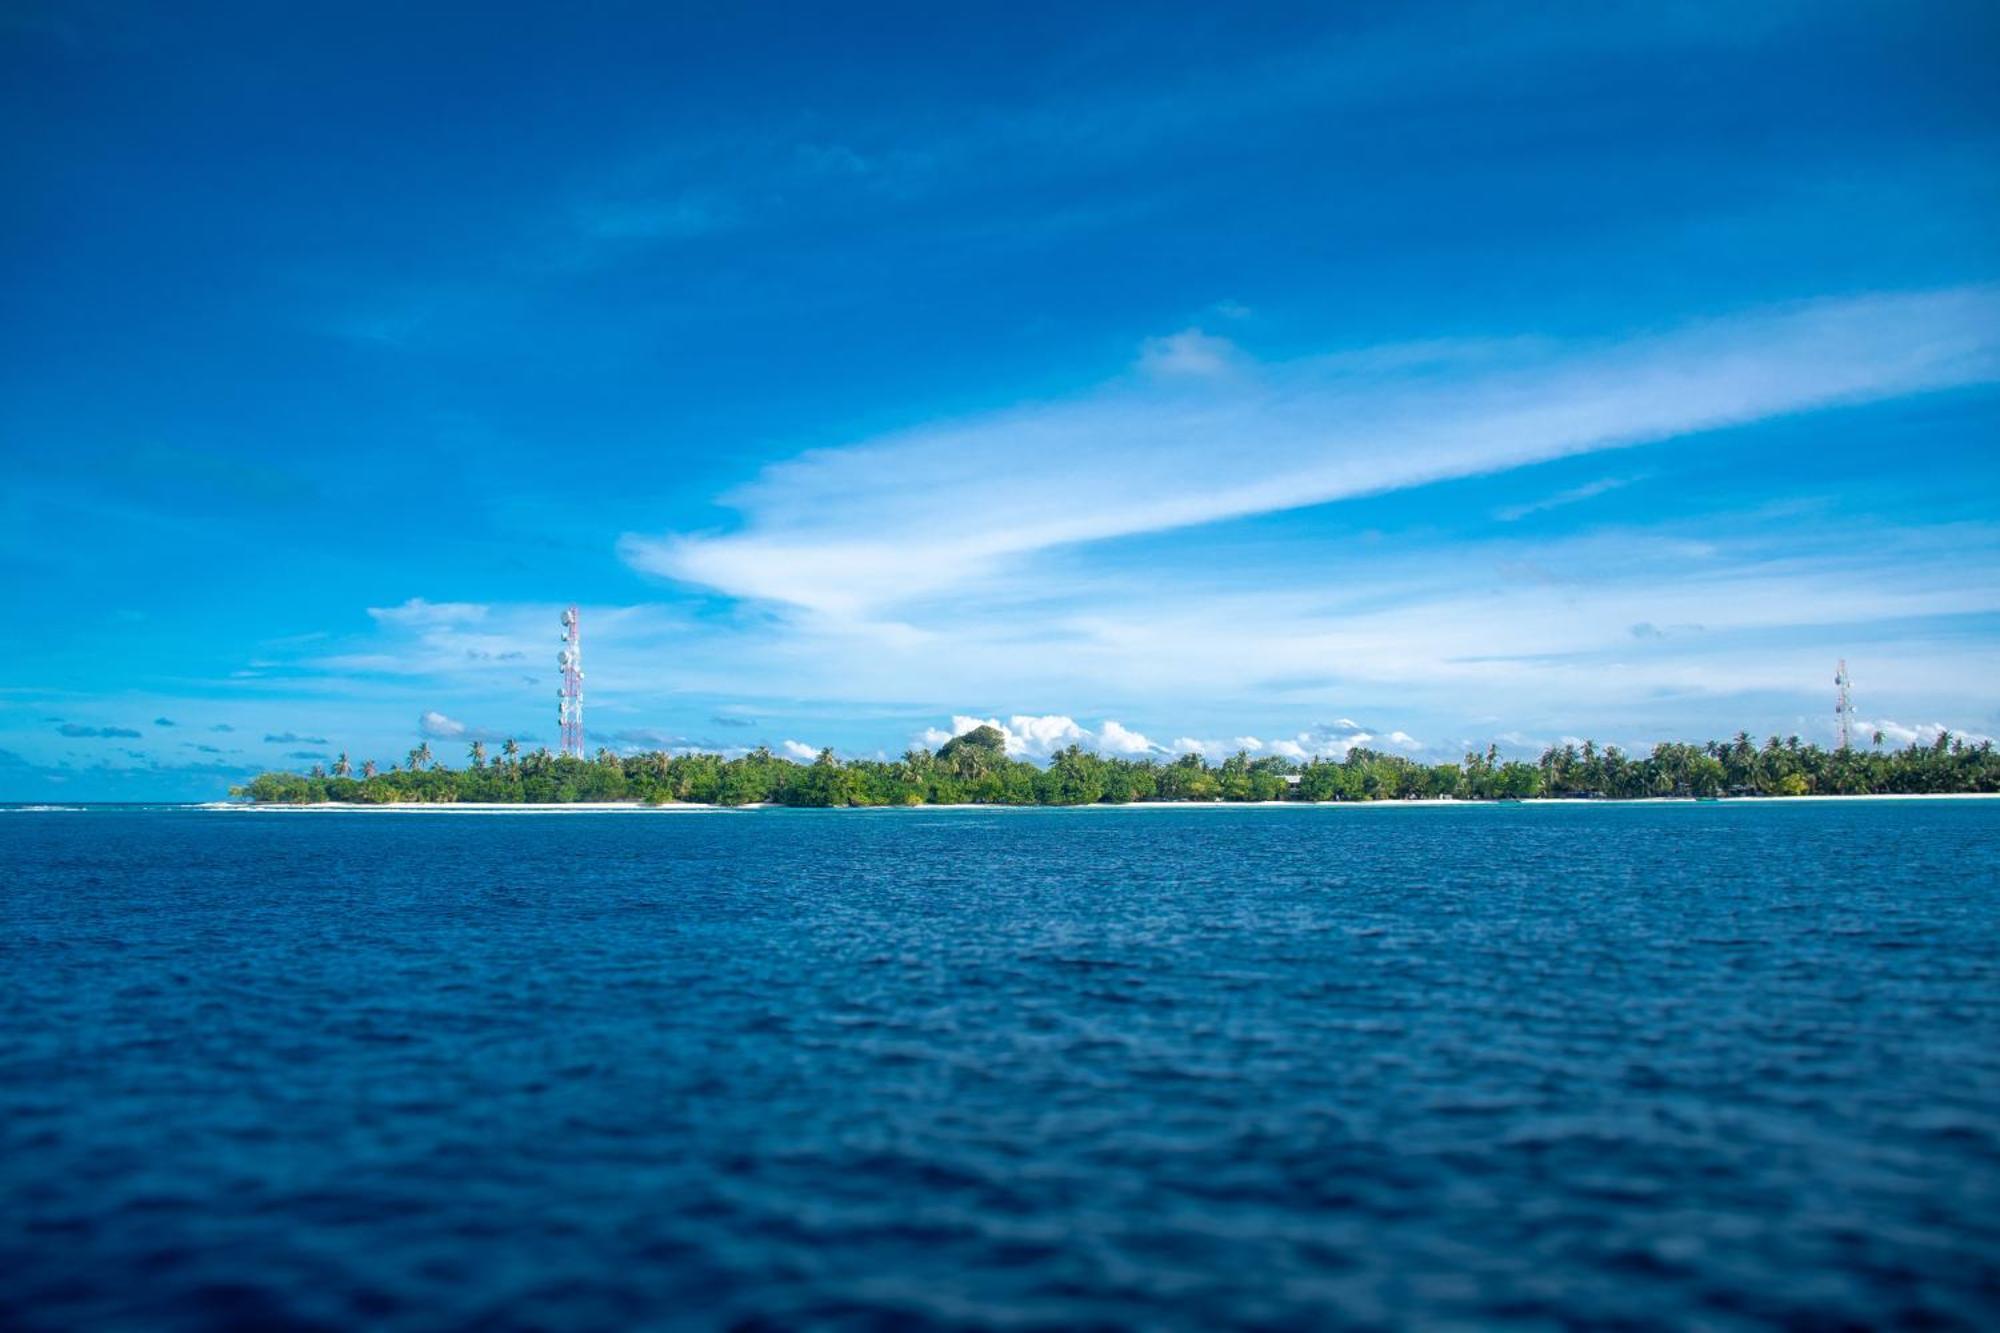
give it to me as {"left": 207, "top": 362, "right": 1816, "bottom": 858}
{"left": 1834, "top": 659, "right": 1853, "bottom": 751}
{"left": 559, "top": 605, "right": 584, "bottom": 758}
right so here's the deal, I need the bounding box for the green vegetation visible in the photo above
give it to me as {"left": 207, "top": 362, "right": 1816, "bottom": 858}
{"left": 235, "top": 724, "right": 1999, "bottom": 805}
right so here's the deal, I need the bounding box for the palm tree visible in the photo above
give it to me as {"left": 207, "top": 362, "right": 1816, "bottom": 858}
{"left": 407, "top": 747, "right": 423, "bottom": 772}
{"left": 503, "top": 738, "right": 520, "bottom": 768}
{"left": 470, "top": 740, "right": 486, "bottom": 769}
{"left": 361, "top": 759, "right": 377, "bottom": 779}
{"left": 332, "top": 752, "right": 351, "bottom": 778}
{"left": 415, "top": 741, "right": 435, "bottom": 770}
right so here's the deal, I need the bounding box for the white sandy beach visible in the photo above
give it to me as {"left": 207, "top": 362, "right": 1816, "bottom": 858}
{"left": 195, "top": 792, "right": 2000, "bottom": 813}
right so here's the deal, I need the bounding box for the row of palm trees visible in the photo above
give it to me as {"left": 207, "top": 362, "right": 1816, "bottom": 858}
{"left": 313, "top": 737, "right": 525, "bottom": 782}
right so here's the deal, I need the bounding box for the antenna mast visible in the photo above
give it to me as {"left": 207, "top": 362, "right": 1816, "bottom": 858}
{"left": 1834, "top": 659, "right": 1853, "bottom": 751}
{"left": 559, "top": 606, "right": 584, "bottom": 758}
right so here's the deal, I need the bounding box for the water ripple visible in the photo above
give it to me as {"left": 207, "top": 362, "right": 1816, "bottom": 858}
{"left": 2, "top": 802, "right": 1997, "bottom": 1329}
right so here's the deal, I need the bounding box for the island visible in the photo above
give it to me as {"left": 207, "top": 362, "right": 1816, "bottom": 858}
{"left": 234, "top": 725, "right": 1997, "bottom": 805}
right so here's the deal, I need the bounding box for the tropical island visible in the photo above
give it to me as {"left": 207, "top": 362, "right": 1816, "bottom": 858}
{"left": 235, "top": 724, "right": 1997, "bottom": 805}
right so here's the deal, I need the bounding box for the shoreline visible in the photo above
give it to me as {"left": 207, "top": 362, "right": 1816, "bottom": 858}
{"left": 195, "top": 792, "right": 2000, "bottom": 813}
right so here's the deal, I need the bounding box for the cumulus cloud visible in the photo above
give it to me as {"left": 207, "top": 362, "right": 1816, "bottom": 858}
{"left": 418, "top": 711, "right": 514, "bottom": 743}
{"left": 1096, "top": 720, "right": 1158, "bottom": 755}
{"left": 367, "top": 598, "right": 490, "bottom": 627}
{"left": 919, "top": 714, "right": 1170, "bottom": 760}
{"left": 1164, "top": 723, "right": 1424, "bottom": 761}
{"left": 1857, "top": 718, "right": 1996, "bottom": 748}
{"left": 57, "top": 724, "right": 142, "bottom": 738}
{"left": 419, "top": 711, "right": 468, "bottom": 739}
{"left": 781, "top": 739, "right": 820, "bottom": 760}
{"left": 923, "top": 714, "right": 1082, "bottom": 759}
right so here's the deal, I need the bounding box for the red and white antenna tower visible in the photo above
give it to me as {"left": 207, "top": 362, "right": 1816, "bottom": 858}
{"left": 1834, "top": 659, "right": 1853, "bottom": 751}
{"left": 559, "top": 605, "right": 584, "bottom": 758}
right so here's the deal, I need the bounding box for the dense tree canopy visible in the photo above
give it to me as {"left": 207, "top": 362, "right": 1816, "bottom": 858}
{"left": 236, "top": 731, "right": 1999, "bottom": 806}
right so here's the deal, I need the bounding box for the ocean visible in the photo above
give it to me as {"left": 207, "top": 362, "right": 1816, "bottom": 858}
{"left": 3, "top": 801, "right": 1996, "bottom": 1329}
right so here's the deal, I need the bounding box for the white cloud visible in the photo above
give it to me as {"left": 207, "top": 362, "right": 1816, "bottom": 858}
{"left": 368, "top": 598, "right": 490, "bottom": 627}
{"left": 1493, "top": 474, "right": 1639, "bottom": 521}
{"left": 1159, "top": 724, "right": 1419, "bottom": 762}
{"left": 1855, "top": 718, "right": 1995, "bottom": 748}
{"left": 317, "top": 603, "right": 677, "bottom": 684}
{"left": 419, "top": 710, "right": 513, "bottom": 743}
{"left": 623, "top": 287, "right": 2000, "bottom": 619}
{"left": 927, "top": 714, "right": 1085, "bottom": 759}
{"left": 261, "top": 514, "right": 2000, "bottom": 773}
{"left": 1009, "top": 715, "right": 1090, "bottom": 753}
{"left": 781, "top": 739, "right": 819, "bottom": 760}
{"left": 419, "top": 710, "right": 466, "bottom": 738}
{"left": 1096, "top": 720, "right": 1158, "bottom": 754}
{"left": 917, "top": 714, "right": 1161, "bottom": 759}
{"left": 1137, "top": 328, "right": 1239, "bottom": 378}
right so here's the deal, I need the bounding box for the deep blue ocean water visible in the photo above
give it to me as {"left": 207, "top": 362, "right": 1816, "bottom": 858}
{"left": 3, "top": 801, "right": 1997, "bottom": 1330}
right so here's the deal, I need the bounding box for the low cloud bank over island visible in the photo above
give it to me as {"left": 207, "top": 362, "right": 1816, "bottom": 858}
{"left": 915, "top": 714, "right": 1424, "bottom": 763}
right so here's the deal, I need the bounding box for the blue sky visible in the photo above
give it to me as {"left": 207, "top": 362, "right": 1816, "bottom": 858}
{"left": 4, "top": 1, "right": 1998, "bottom": 799}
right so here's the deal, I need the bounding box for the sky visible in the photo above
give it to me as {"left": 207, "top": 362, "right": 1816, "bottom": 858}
{"left": 4, "top": 1, "right": 1998, "bottom": 799}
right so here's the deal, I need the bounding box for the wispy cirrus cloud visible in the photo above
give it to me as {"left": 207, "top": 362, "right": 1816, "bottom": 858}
{"left": 367, "top": 598, "right": 490, "bottom": 627}
{"left": 1494, "top": 474, "right": 1642, "bottom": 522}
{"left": 613, "top": 515, "right": 2000, "bottom": 749}
{"left": 624, "top": 287, "right": 2000, "bottom": 619}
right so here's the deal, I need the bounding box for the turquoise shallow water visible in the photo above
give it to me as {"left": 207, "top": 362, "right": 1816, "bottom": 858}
{"left": 2, "top": 801, "right": 1997, "bottom": 1329}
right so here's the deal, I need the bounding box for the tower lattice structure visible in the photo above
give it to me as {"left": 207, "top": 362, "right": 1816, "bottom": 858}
{"left": 559, "top": 605, "right": 585, "bottom": 758}
{"left": 1834, "top": 659, "right": 1853, "bottom": 751}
